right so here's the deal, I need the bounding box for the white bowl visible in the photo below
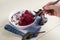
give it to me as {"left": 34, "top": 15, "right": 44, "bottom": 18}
{"left": 9, "top": 9, "right": 35, "bottom": 29}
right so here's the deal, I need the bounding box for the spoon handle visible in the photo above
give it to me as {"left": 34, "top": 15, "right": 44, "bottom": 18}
{"left": 52, "top": 0, "right": 60, "bottom": 5}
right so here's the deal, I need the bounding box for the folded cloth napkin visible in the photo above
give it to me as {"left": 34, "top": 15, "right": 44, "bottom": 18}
{"left": 4, "top": 16, "right": 41, "bottom": 38}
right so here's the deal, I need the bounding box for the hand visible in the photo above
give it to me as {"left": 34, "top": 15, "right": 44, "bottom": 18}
{"left": 43, "top": 2, "right": 60, "bottom": 17}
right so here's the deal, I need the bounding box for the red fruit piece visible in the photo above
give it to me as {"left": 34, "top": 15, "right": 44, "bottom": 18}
{"left": 18, "top": 10, "right": 35, "bottom": 26}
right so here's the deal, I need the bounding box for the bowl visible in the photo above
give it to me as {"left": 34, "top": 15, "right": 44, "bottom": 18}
{"left": 9, "top": 9, "right": 35, "bottom": 29}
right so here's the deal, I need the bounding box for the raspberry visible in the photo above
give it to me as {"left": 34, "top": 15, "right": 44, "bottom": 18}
{"left": 18, "top": 10, "right": 35, "bottom": 26}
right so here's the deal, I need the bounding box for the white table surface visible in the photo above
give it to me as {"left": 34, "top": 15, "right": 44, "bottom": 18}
{"left": 0, "top": 0, "right": 60, "bottom": 40}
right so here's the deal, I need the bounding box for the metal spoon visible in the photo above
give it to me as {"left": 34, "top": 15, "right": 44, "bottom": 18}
{"left": 52, "top": 0, "right": 60, "bottom": 5}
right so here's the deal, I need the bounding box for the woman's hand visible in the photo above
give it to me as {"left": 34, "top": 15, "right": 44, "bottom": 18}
{"left": 43, "top": 2, "right": 60, "bottom": 17}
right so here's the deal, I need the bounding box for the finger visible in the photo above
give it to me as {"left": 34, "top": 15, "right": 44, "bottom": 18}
{"left": 43, "top": 2, "right": 55, "bottom": 9}
{"left": 44, "top": 5, "right": 56, "bottom": 10}
{"left": 46, "top": 2, "right": 55, "bottom": 5}
{"left": 44, "top": 5, "right": 55, "bottom": 15}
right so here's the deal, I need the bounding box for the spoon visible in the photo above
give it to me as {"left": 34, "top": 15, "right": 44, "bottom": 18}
{"left": 52, "top": 0, "right": 60, "bottom": 5}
